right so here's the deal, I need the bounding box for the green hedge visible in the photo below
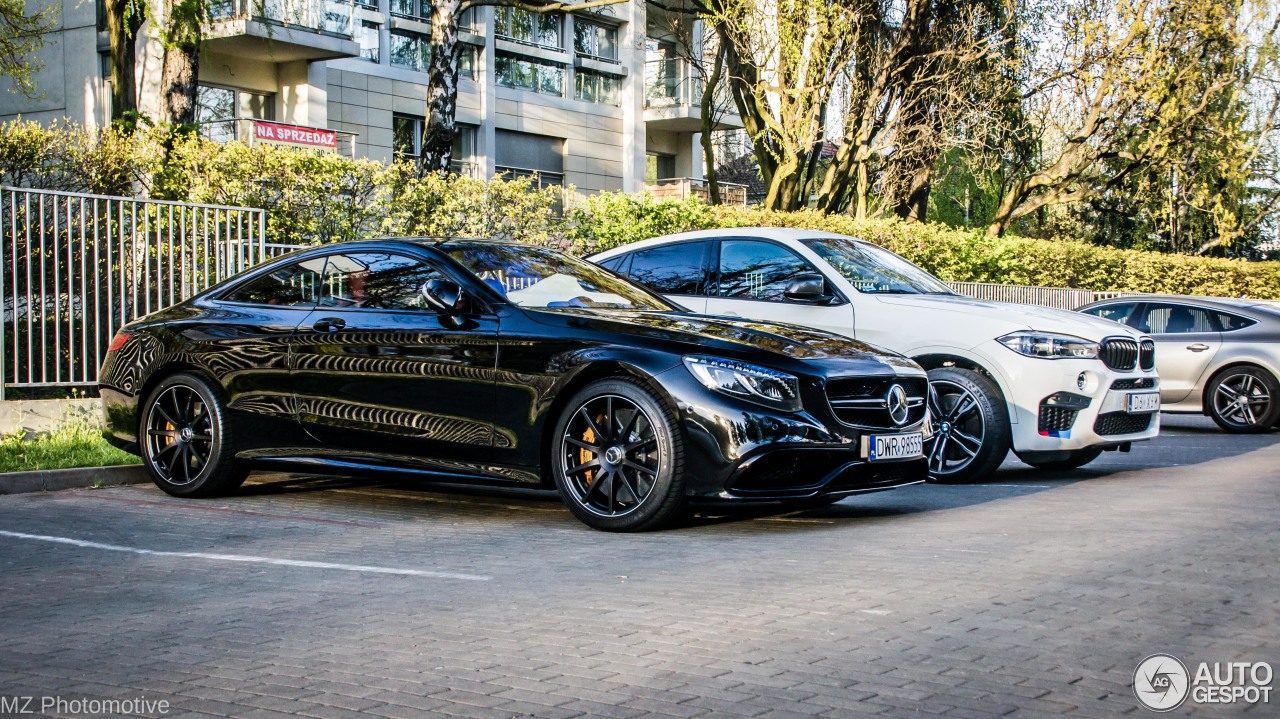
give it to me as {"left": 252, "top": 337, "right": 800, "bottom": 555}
{"left": 566, "top": 195, "right": 1280, "bottom": 299}
{"left": 2, "top": 122, "right": 1274, "bottom": 298}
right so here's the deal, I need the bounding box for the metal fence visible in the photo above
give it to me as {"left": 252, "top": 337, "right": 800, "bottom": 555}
{"left": 0, "top": 186, "right": 296, "bottom": 398}
{"left": 946, "top": 281, "right": 1141, "bottom": 310}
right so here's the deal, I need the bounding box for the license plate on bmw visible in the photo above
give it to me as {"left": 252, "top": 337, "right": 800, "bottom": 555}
{"left": 862, "top": 432, "right": 924, "bottom": 461}
{"left": 1127, "top": 392, "right": 1160, "bottom": 414}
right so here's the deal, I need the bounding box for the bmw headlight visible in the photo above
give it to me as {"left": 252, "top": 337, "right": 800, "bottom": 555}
{"left": 997, "top": 331, "right": 1099, "bottom": 360}
{"left": 682, "top": 356, "right": 802, "bottom": 411}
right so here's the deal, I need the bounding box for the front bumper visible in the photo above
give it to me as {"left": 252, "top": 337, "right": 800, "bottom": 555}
{"left": 654, "top": 365, "right": 929, "bottom": 501}
{"left": 984, "top": 343, "right": 1162, "bottom": 452}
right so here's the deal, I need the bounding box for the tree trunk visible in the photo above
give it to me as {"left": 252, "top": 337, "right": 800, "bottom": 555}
{"left": 698, "top": 47, "right": 725, "bottom": 204}
{"left": 421, "top": 0, "right": 462, "bottom": 176}
{"left": 106, "top": 0, "right": 144, "bottom": 122}
{"left": 159, "top": 0, "right": 204, "bottom": 126}
{"left": 894, "top": 165, "right": 931, "bottom": 221}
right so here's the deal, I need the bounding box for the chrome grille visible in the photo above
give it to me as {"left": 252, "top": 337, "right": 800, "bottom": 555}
{"left": 825, "top": 376, "right": 928, "bottom": 429}
{"left": 1100, "top": 338, "right": 1139, "bottom": 370}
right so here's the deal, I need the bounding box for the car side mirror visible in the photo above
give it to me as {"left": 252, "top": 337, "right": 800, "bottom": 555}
{"left": 422, "top": 278, "right": 470, "bottom": 316}
{"left": 784, "top": 273, "right": 829, "bottom": 303}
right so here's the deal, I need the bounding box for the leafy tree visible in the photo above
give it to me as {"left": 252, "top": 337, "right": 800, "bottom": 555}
{"left": 984, "top": 0, "right": 1280, "bottom": 244}
{"left": 104, "top": 0, "right": 147, "bottom": 121}
{"left": 0, "top": 0, "right": 55, "bottom": 98}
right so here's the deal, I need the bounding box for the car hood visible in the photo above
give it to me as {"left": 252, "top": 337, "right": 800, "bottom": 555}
{"left": 523, "top": 307, "right": 923, "bottom": 376}
{"left": 873, "top": 293, "right": 1141, "bottom": 342}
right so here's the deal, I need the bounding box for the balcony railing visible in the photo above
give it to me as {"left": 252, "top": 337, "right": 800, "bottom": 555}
{"left": 646, "top": 177, "right": 748, "bottom": 206}
{"left": 196, "top": 119, "right": 358, "bottom": 158}
{"left": 210, "top": 0, "right": 356, "bottom": 37}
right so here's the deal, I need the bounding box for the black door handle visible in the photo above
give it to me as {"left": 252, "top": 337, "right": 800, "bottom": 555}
{"left": 313, "top": 317, "right": 346, "bottom": 332}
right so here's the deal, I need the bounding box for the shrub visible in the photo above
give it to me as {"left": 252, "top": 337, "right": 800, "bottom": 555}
{"left": 0, "top": 120, "right": 157, "bottom": 196}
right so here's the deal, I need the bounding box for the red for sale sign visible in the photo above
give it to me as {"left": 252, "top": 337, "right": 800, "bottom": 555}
{"left": 253, "top": 121, "right": 338, "bottom": 151}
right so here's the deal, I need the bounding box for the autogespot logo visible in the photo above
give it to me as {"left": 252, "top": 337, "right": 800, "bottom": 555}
{"left": 1134, "top": 654, "right": 1190, "bottom": 712}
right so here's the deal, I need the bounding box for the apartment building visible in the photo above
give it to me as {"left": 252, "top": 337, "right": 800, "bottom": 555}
{"left": 0, "top": 0, "right": 742, "bottom": 196}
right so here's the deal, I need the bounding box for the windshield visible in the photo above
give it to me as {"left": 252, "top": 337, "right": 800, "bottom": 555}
{"left": 802, "top": 237, "right": 957, "bottom": 295}
{"left": 445, "top": 243, "right": 675, "bottom": 311}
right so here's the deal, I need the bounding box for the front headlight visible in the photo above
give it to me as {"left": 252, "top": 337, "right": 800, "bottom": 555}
{"left": 682, "top": 356, "right": 802, "bottom": 412}
{"left": 997, "top": 331, "right": 1099, "bottom": 360}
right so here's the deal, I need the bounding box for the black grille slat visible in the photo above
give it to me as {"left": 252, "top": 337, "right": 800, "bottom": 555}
{"left": 1094, "top": 412, "right": 1153, "bottom": 436}
{"left": 825, "top": 377, "right": 928, "bottom": 429}
{"left": 1100, "top": 338, "right": 1139, "bottom": 370}
{"left": 1139, "top": 339, "right": 1156, "bottom": 370}
{"left": 1111, "top": 377, "right": 1156, "bottom": 390}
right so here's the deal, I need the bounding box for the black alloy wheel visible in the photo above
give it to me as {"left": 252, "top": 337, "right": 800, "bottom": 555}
{"left": 1207, "top": 366, "right": 1280, "bottom": 433}
{"left": 925, "top": 367, "right": 1011, "bottom": 483}
{"left": 552, "top": 378, "right": 685, "bottom": 531}
{"left": 140, "top": 373, "right": 248, "bottom": 497}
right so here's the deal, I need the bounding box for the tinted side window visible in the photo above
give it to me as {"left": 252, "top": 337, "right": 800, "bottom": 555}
{"left": 223, "top": 257, "right": 326, "bottom": 307}
{"left": 319, "top": 253, "right": 445, "bottom": 310}
{"left": 717, "top": 240, "right": 814, "bottom": 302}
{"left": 1081, "top": 302, "right": 1137, "bottom": 324}
{"left": 1213, "top": 311, "right": 1257, "bottom": 332}
{"left": 1135, "top": 303, "right": 1218, "bottom": 334}
{"left": 597, "top": 255, "right": 629, "bottom": 273}
{"left": 625, "top": 242, "right": 706, "bottom": 295}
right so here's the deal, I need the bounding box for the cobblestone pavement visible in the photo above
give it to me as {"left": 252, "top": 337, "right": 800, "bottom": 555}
{"left": 0, "top": 415, "right": 1276, "bottom": 718}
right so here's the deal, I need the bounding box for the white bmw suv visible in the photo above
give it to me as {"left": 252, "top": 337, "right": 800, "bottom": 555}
{"left": 591, "top": 228, "right": 1160, "bottom": 482}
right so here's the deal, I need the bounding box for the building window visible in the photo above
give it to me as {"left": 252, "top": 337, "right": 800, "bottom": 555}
{"left": 495, "top": 52, "right": 564, "bottom": 95}
{"left": 645, "top": 38, "right": 680, "bottom": 106}
{"left": 389, "top": 0, "right": 428, "bottom": 20}
{"left": 459, "top": 44, "right": 479, "bottom": 80}
{"left": 358, "top": 21, "right": 380, "bottom": 62}
{"left": 574, "top": 20, "right": 617, "bottom": 62}
{"left": 458, "top": 7, "right": 479, "bottom": 32}
{"left": 356, "top": 0, "right": 378, "bottom": 9}
{"left": 645, "top": 153, "right": 676, "bottom": 182}
{"left": 395, "top": 114, "right": 477, "bottom": 175}
{"left": 390, "top": 29, "right": 431, "bottom": 71}
{"left": 196, "top": 84, "right": 274, "bottom": 143}
{"left": 495, "top": 7, "right": 562, "bottom": 50}
{"left": 574, "top": 69, "right": 620, "bottom": 105}
{"left": 495, "top": 130, "right": 564, "bottom": 189}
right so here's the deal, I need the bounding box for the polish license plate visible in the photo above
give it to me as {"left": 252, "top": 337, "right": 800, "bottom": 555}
{"left": 1127, "top": 392, "right": 1160, "bottom": 414}
{"left": 863, "top": 432, "right": 924, "bottom": 461}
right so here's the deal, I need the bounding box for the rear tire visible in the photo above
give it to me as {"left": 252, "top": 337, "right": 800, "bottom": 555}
{"left": 925, "top": 367, "right": 1011, "bottom": 483}
{"left": 1018, "top": 447, "right": 1104, "bottom": 471}
{"left": 139, "top": 372, "right": 248, "bottom": 498}
{"left": 1205, "top": 366, "right": 1280, "bottom": 433}
{"left": 551, "top": 377, "right": 686, "bottom": 532}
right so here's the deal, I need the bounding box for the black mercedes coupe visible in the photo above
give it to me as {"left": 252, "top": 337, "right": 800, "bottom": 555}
{"left": 100, "top": 239, "right": 931, "bottom": 531}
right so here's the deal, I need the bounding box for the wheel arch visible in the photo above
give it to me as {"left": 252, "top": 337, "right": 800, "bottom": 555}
{"left": 1200, "top": 360, "right": 1280, "bottom": 414}
{"left": 134, "top": 362, "right": 222, "bottom": 431}
{"left": 536, "top": 360, "right": 680, "bottom": 486}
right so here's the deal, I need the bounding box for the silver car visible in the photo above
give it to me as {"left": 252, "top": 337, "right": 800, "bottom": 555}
{"left": 1077, "top": 295, "right": 1280, "bottom": 432}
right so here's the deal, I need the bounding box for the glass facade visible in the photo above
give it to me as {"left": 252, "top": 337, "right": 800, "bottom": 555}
{"left": 494, "top": 7, "right": 561, "bottom": 49}
{"left": 575, "top": 70, "right": 620, "bottom": 105}
{"left": 495, "top": 53, "right": 564, "bottom": 96}
{"left": 574, "top": 20, "right": 617, "bottom": 62}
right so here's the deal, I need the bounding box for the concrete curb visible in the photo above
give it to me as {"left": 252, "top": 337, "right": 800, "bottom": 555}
{"left": 0, "top": 465, "right": 148, "bottom": 495}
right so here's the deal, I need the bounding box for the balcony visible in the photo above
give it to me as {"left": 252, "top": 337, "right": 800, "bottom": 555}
{"left": 644, "top": 59, "right": 743, "bottom": 132}
{"left": 206, "top": 0, "right": 361, "bottom": 62}
{"left": 646, "top": 177, "right": 748, "bottom": 206}
{"left": 196, "top": 118, "right": 358, "bottom": 158}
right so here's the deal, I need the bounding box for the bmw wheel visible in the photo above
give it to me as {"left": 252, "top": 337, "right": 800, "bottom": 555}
{"left": 552, "top": 378, "right": 686, "bottom": 532}
{"left": 140, "top": 373, "right": 248, "bottom": 497}
{"left": 1206, "top": 366, "right": 1280, "bottom": 433}
{"left": 925, "top": 367, "right": 1011, "bottom": 483}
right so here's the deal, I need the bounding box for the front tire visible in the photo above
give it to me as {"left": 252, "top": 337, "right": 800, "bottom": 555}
{"left": 1017, "top": 447, "right": 1104, "bottom": 471}
{"left": 140, "top": 372, "right": 248, "bottom": 498}
{"left": 1206, "top": 366, "right": 1280, "bottom": 433}
{"left": 551, "top": 377, "right": 686, "bottom": 532}
{"left": 925, "top": 367, "right": 1011, "bottom": 483}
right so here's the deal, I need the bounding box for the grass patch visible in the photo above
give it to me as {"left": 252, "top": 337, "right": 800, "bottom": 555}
{"left": 0, "top": 415, "right": 138, "bottom": 473}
